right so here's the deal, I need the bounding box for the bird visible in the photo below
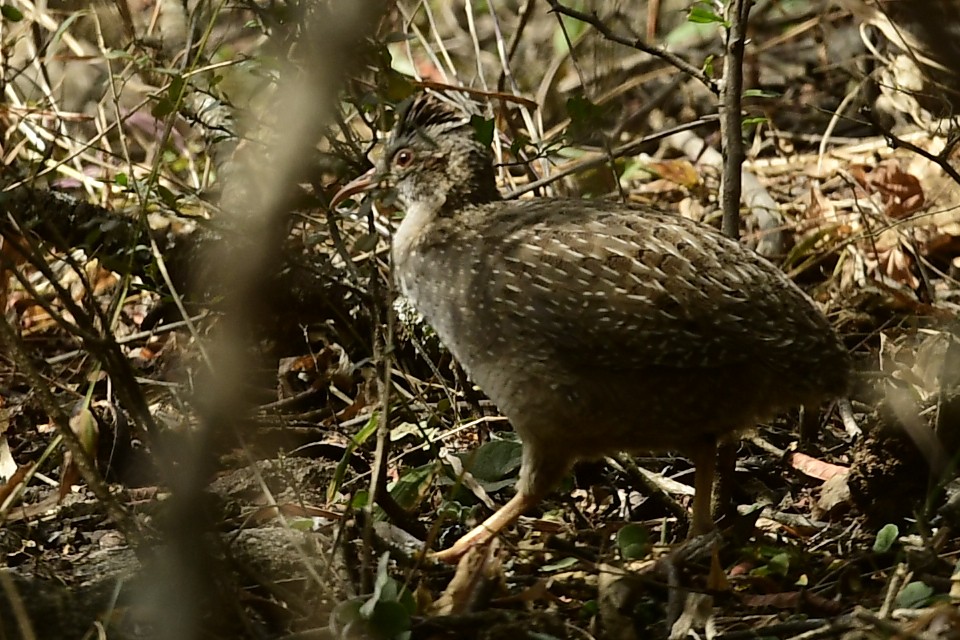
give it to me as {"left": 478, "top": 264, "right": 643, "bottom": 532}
{"left": 330, "top": 94, "right": 850, "bottom": 563}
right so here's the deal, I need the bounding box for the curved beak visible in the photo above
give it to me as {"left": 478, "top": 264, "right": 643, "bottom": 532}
{"left": 329, "top": 167, "right": 377, "bottom": 210}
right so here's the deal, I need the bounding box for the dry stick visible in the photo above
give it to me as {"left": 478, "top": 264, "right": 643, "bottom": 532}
{"left": 719, "top": 0, "right": 751, "bottom": 240}
{"left": 837, "top": 399, "right": 862, "bottom": 439}
{"left": 717, "top": 617, "right": 855, "bottom": 639}
{"left": 715, "top": 0, "right": 753, "bottom": 529}
{"left": 364, "top": 222, "right": 397, "bottom": 590}
{"left": 646, "top": 0, "right": 660, "bottom": 42}
{"left": 875, "top": 120, "right": 960, "bottom": 186}
{"left": 180, "top": 2, "right": 384, "bottom": 628}
{"left": 879, "top": 563, "right": 909, "bottom": 619}
{"left": 607, "top": 454, "right": 689, "bottom": 527}
{"left": 854, "top": 607, "right": 923, "bottom": 640}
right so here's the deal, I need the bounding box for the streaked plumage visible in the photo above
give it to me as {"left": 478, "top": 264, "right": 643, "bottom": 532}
{"left": 331, "top": 95, "right": 850, "bottom": 562}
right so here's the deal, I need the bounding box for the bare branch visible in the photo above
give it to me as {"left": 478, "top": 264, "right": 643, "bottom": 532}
{"left": 543, "top": 0, "right": 719, "bottom": 95}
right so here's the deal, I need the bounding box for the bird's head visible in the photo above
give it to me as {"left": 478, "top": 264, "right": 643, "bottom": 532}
{"left": 330, "top": 95, "right": 500, "bottom": 214}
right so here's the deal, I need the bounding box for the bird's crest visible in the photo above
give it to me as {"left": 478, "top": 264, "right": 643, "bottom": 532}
{"left": 391, "top": 94, "right": 471, "bottom": 145}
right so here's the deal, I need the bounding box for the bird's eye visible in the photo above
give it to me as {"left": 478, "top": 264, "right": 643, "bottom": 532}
{"left": 393, "top": 149, "right": 414, "bottom": 168}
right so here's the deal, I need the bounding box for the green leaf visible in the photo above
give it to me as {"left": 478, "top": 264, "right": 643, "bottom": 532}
{"left": 565, "top": 95, "right": 597, "bottom": 123}
{"left": 167, "top": 75, "right": 185, "bottom": 101}
{"left": 115, "top": 173, "right": 128, "bottom": 187}
{"left": 688, "top": 4, "right": 728, "bottom": 26}
{"left": 509, "top": 134, "right": 530, "bottom": 157}
{"left": 353, "top": 232, "right": 380, "bottom": 254}
{"left": 360, "top": 553, "right": 392, "bottom": 617}
{"left": 461, "top": 439, "right": 522, "bottom": 483}
{"left": 742, "top": 116, "right": 768, "bottom": 127}
{"left": 351, "top": 490, "right": 369, "bottom": 509}
{"left": 327, "top": 413, "right": 378, "bottom": 502}
{"left": 873, "top": 524, "right": 899, "bottom": 554}
{"left": 580, "top": 599, "right": 599, "bottom": 617}
{"left": 69, "top": 407, "right": 99, "bottom": 456}
{"left": 358, "top": 554, "right": 413, "bottom": 638}
{"left": 702, "top": 54, "right": 715, "bottom": 77}
{"left": 367, "top": 600, "right": 411, "bottom": 638}
{"left": 49, "top": 10, "right": 87, "bottom": 52}
{"left": 389, "top": 463, "right": 438, "bottom": 511}
{"left": 896, "top": 581, "right": 934, "bottom": 609}
{"left": 1, "top": 5, "right": 24, "bottom": 21}
{"left": 767, "top": 552, "right": 790, "bottom": 576}
{"left": 617, "top": 524, "right": 652, "bottom": 560}
{"left": 470, "top": 115, "right": 495, "bottom": 146}
{"left": 565, "top": 95, "right": 612, "bottom": 142}
{"left": 156, "top": 184, "right": 179, "bottom": 209}
{"left": 151, "top": 98, "right": 175, "bottom": 118}
{"left": 781, "top": 223, "right": 843, "bottom": 271}
{"left": 330, "top": 599, "right": 364, "bottom": 633}
{"left": 288, "top": 517, "right": 315, "bottom": 532}
{"left": 151, "top": 75, "right": 186, "bottom": 118}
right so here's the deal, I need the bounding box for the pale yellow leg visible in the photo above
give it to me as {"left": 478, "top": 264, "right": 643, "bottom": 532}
{"left": 690, "top": 439, "right": 718, "bottom": 536}
{"left": 431, "top": 491, "right": 538, "bottom": 564}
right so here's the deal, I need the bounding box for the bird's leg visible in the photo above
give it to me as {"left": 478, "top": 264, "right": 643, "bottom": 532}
{"left": 431, "top": 440, "right": 563, "bottom": 564}
{"left": 430, "top": 491, "right": 538, "bottom": 564}
{"left": 713, "top": 440, "right": 738, "bottom": 523}
{"left": 798, "top": 403, "right": 818, "bottom": 444}
{"left": 690, "top": 438, "right": 719, "bottom": 536}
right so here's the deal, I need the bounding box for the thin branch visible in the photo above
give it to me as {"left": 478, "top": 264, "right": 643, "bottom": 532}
{"left": 876, "top": 122, "right": 960, "bottom": 186}
{"left": 719, "top": 0, "right": 752, "bottom": 240}
{"left": 505, "top": 116, "right": 718, "bottom": 199}
{"left": 543, "top": 0, "right": 718, "bottom": 95}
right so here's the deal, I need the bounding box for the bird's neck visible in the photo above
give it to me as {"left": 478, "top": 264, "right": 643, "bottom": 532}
{"left": 441, "top": 150, "right": 501, "bottom": 212}
{"left": 392, "top": 199, "right": 440, "bottom": 267}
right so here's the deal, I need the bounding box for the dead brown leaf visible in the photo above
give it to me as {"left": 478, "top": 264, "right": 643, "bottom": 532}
{"left": 647, "top": 159, "right": 701, "bottom": 189}
{"left": 789, "top": 451, "right": 849, "bottom": 482}
{"left": 851, "top": 159, "right": 925, "bottom": 219}
{"left": 876, "top": 242, "right": 921, "bottom": 290}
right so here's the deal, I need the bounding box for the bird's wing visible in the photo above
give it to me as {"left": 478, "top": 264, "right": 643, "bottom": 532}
{"left": 473, "top": 202, "right": 828, "bottom": 371}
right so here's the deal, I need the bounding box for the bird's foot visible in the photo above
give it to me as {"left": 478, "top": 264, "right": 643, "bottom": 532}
{"left": 429, "top": 491, "right": 536, "bottom": 564}
{"left": 429, "top": 525, "right": 495, "bottom": 564}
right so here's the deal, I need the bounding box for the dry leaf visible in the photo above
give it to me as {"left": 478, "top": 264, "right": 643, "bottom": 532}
{"left": 851, "top": 159, "right": 925, "bottom": 219}
{"left": 789, "top": 451, "right": 849, "bottom": 482}
{"left": 647, "top": 159, "right": 701, "bottom": 189}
